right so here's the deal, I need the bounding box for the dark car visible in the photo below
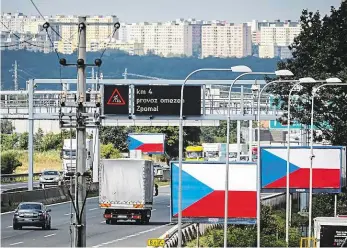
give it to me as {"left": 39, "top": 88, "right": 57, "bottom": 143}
{"left": 13, "top": 202, "right": 52, "bottom": 230}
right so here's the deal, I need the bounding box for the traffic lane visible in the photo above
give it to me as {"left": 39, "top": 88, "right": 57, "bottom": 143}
{"left": 0, "top": 198, "right": 100, "bottom": 247}
{"left": 85, "top": 187, "right": 171, "bottom": 247}
{"left": 1, "top": 187, "right": 171, "bottom": 247}
{"left": 0, "top": 182, "right": 40, "bottom": 192}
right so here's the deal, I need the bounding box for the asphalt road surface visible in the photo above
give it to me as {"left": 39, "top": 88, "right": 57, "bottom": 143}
{"left": 0, "top": 182, "right": 41, "bottom": 193}
{"left": 1, "top": 186, "right": 172, "bottom": 247}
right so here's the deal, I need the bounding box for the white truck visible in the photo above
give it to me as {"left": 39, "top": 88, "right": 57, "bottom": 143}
{"left": 99, "top": 159, "right": 158, "bottom": 225}
{"left": 61, "top": 139, "right": 93, "bottom": 179}
{"left": 313, "top": 217, "right": 347, "bottom": 247}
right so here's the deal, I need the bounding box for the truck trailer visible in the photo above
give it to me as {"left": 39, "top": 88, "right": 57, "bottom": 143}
{"left": 99, "top": 159, "right": 158, "bottom": 224}
{"left": 313, "top": 217, "right": 347, "bottom": 247}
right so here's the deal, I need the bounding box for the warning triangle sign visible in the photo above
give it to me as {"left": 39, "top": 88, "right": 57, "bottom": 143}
{"left": 107, "top": 89, "right": 126, "bottom": 105}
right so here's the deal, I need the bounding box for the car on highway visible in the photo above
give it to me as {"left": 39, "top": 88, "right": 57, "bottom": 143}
{"left": 13, "top": 202, "right": 52, "bottom": 230}
{"left": 39, "top": 169, "right": 63, "bottom": 188}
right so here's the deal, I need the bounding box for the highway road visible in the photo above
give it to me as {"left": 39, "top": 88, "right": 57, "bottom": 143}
{"left": 1, "top": 186, "right": 172, "bottom": 247}
{"left": 0, "top": 182, "right": 40, "bottom": 193}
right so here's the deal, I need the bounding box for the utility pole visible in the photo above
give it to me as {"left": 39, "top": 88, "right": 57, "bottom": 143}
{"left": 75, "top": 16, "right": 87, "bottom": 247}
{"left": 13, "top": 60, "right": 18, "bottom": 91}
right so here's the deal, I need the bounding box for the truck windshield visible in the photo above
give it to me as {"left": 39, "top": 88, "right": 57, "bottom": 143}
{"left": 63, "top": 150, "right": 76, "bottom": 158}
{"left": 186, "top": 151, "right": 203, "bottom": 159}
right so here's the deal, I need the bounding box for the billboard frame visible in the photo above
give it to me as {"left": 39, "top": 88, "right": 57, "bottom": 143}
{"left": 260, "top": 146, "right": 346, "bottom": 194}
{"left": 128, "top": 133, "right": 166, "bottom": 155}
{"left": 170, "top": 161, "right": 257, "bottom": 224}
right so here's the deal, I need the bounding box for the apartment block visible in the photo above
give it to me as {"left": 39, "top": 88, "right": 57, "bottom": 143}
{"left": 201, "top": 23, "right": 252, "bottom": 58}
{"left": 124, "top": 21, "right": 192, "bottom": 57}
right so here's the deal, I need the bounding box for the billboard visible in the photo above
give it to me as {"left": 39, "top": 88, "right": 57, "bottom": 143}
{"left": 170, "top": 161, "right": 256, "bottom": 224}
{"left": 260, "top": 146, "right": 346, "bottom": 193}
{"left": 128, "top": 133, "right": 165, "bottom": 154}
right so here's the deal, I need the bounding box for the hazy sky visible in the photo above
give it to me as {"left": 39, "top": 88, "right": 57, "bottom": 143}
{"left": 1, "top": 0, "right": 342, "bottom": 23}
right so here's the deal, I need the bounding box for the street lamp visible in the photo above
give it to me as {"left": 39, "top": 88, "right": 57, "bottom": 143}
{"left": 285, "top": 77, "right": 341, "bottom": 246}
{"left": 256, "top": 78, "right": 295, "bottom": 248}
{"left": 224, "top": 69, "right": 294, "bottom": 248}
{"left": 177, "top": 65, "right": 251, "bottom": 247}
{"left": 308, "top": 78, "right": 345, "bottom": 246}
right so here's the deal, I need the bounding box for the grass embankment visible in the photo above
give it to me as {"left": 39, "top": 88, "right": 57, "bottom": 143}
{"left": 15, "top": 150, "right": 61, "bottom": 174}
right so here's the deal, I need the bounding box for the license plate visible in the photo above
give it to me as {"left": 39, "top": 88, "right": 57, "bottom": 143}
{"left": 117, "top": 215, "right": 127, "bottom": 219}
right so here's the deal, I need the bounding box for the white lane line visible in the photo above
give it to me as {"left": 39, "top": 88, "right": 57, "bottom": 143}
{"left": 89, "top": 208, "right": 98, "bottom": 211}
{"left": 151, "top": 209, "right": 156, "bottom": 211}
{"left": 1, "top": 196, "right": 99, "bottom": 215}
{"left": 9, "top": 241, "right": 23, "bottom": 246}
{"left": 44, "top": 233, "right": 56, "bottom": 238}
{"left": 6, "top": 225, "right": 13, "bottom": 228}
{"left": 167, "top": 205, "right": 170, "bottom": 208}
{"left": 100, "top": 220, "right": 105, "bottom": 224}
{"left": 64, "top": 213, "right": 71, "bottom": 216}
{"left": 92, "top": 224, "right": 170, "bottom": 247}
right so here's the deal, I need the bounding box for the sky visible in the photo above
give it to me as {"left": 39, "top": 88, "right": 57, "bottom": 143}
{"left": 1, "top": 0, "right": 342, "bottom": 23}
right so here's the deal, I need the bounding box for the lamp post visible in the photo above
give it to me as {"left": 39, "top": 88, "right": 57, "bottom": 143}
{"left": 285, "top": 77, "right": 318, "bottom": 246}
{"left": 224, "top": 69, "right": 294, "bottom": 248}
{"left": 308, "top": 79, "right": 345, "bottom": 246}
{"left": 285, "top": 77, "right": 342, "bottom": 245}
{"left": 256, "top": 78, "right": 295, "bottom": 248}
{"left": 177, "top": 65, "right": 251, "bottom": 247}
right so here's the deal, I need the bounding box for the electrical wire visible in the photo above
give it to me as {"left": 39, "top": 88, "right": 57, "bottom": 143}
{"left": 0, "top": 21, "right": 48, "bottom": 49}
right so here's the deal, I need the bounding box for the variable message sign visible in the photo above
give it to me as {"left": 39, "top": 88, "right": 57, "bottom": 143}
{"left": 134, "top": 85, "right": 201, "bottom": 116}
{"left": 103, "top": 85, "right": 129, "bottom": 115}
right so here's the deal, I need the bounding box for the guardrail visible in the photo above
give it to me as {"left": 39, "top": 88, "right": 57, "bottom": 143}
{"left": 1, "top": 173, "right": 41, "bottom": 183}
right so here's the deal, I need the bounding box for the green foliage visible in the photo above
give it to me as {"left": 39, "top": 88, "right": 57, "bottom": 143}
{"left": 187, "top": 205, "right": 302, "bottom": 247}
{"left": 18, "top": 132, "right": 29, "bottom": 149}
{"left": 0, "top": 119, "right": 14, "bottom": 134}
{"left": 201, "top": 121, "right": 238, "bottom": 143}
{"left": 38, "top": 132, "right": 62, "bottom": 151}
{"left": 0, "top": 133, "right": 19, "bottom": 151}
{"left": 1, "top": 150, "right": 22, "bottom": 174}
{"left": 100, "top": 126, "right": 130, "bottom": 152}
{"left": 269, "top": 2, "right": 347, "bottom": 146}
{"left": 100, "top": 143, "right": 121, "bottom": 159}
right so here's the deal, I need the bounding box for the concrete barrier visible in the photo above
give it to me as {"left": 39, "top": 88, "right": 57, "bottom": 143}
{"left": 1, "top": 182, "right": 99, "bottom": 211}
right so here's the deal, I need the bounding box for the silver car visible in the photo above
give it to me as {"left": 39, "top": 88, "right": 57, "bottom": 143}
{"left": 39, "top": 170, "right": 63, "bottom": 188}
{"left": 13, "top": 202, "right": 52, "bottom": 230}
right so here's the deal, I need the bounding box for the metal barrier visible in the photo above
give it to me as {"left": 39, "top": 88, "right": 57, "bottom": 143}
{"left": 1, "top": 171, "right": 64, "bottom": 184}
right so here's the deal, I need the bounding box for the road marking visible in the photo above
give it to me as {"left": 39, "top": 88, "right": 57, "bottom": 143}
{"left": 89, "top": 208, "right": 98, "bottom": 211}
{"left": 1, "top": 196, "right": 99, "bottom": 215}
{"left": 9, "top": 242, "right": 23, "bottom": 246}
{"left": 6, "top": 225, "right": 13, "bottom": 228}
{"left": 151, "top": 209, "right": 156, "bottom": 211}
{"left": 167, "top": 205, "right": 170, "bottom": 208}
{"left": 64, "top": 213, "right": 71, "bottom": 216}
{"left": 100, "top": 220, "right": 105, "bottom": 224}
{"left": 92, "top": 224, "right": 171, "bottom": 247}
{"left": 44, "top": 233, "right": 56, "bottom": 238}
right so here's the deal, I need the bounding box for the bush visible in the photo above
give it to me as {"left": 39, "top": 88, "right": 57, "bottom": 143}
{"left": 1, "top": 150, "right": 22, "bottom": 174}
{"left": 38, "top": 132, "right": 62, "bottom": 151}
{"left": 101, "top": 143, "right": 121, "bottom": 159}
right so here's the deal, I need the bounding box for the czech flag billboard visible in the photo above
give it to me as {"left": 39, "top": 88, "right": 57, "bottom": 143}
{"left": 260, "top": 146, "right": 346, "bottom": 193}
{"left": 170, "top": 161, "right": 257, "bottom": 224}
{"left": 128, "top": 133, "right": 165, "bottom": 154}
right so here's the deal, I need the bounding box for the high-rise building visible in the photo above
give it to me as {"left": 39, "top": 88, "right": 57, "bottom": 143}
{"left": 253, "top": 20, "right": 301, "bottom": 58}
{"left": 125, "top": 21, "right": 192, "bottom": 57}
{"left": 201, "top": 23, "right": 252, "bottom": 58}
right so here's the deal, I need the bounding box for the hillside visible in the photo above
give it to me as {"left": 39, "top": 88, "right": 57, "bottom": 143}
{"left": 1, "top": 50, "right": 280, "bottom": 90}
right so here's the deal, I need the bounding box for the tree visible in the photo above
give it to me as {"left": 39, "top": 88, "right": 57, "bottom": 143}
{"left": 269, "top": 2, "right": 347, "bottom": 146}
{"left": 100, "top": 143, "right": 121, "bottom": 159}
{"left": 268, "top": 1, "right": 347, "bottom": 217}
{"left": 201, "top": 121, "right": 238, "bottom": 143}
{"left": 1, "top": 150, "right": 22, "bottom": 174}
{"left": 99, "top": 126, "right": 130, "bottom": 152}
{"left": 18, "top": 132, "right": 29, "bottom": 150}
{"left": 0, "top": 119, "right": 14, "bottom": 134}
